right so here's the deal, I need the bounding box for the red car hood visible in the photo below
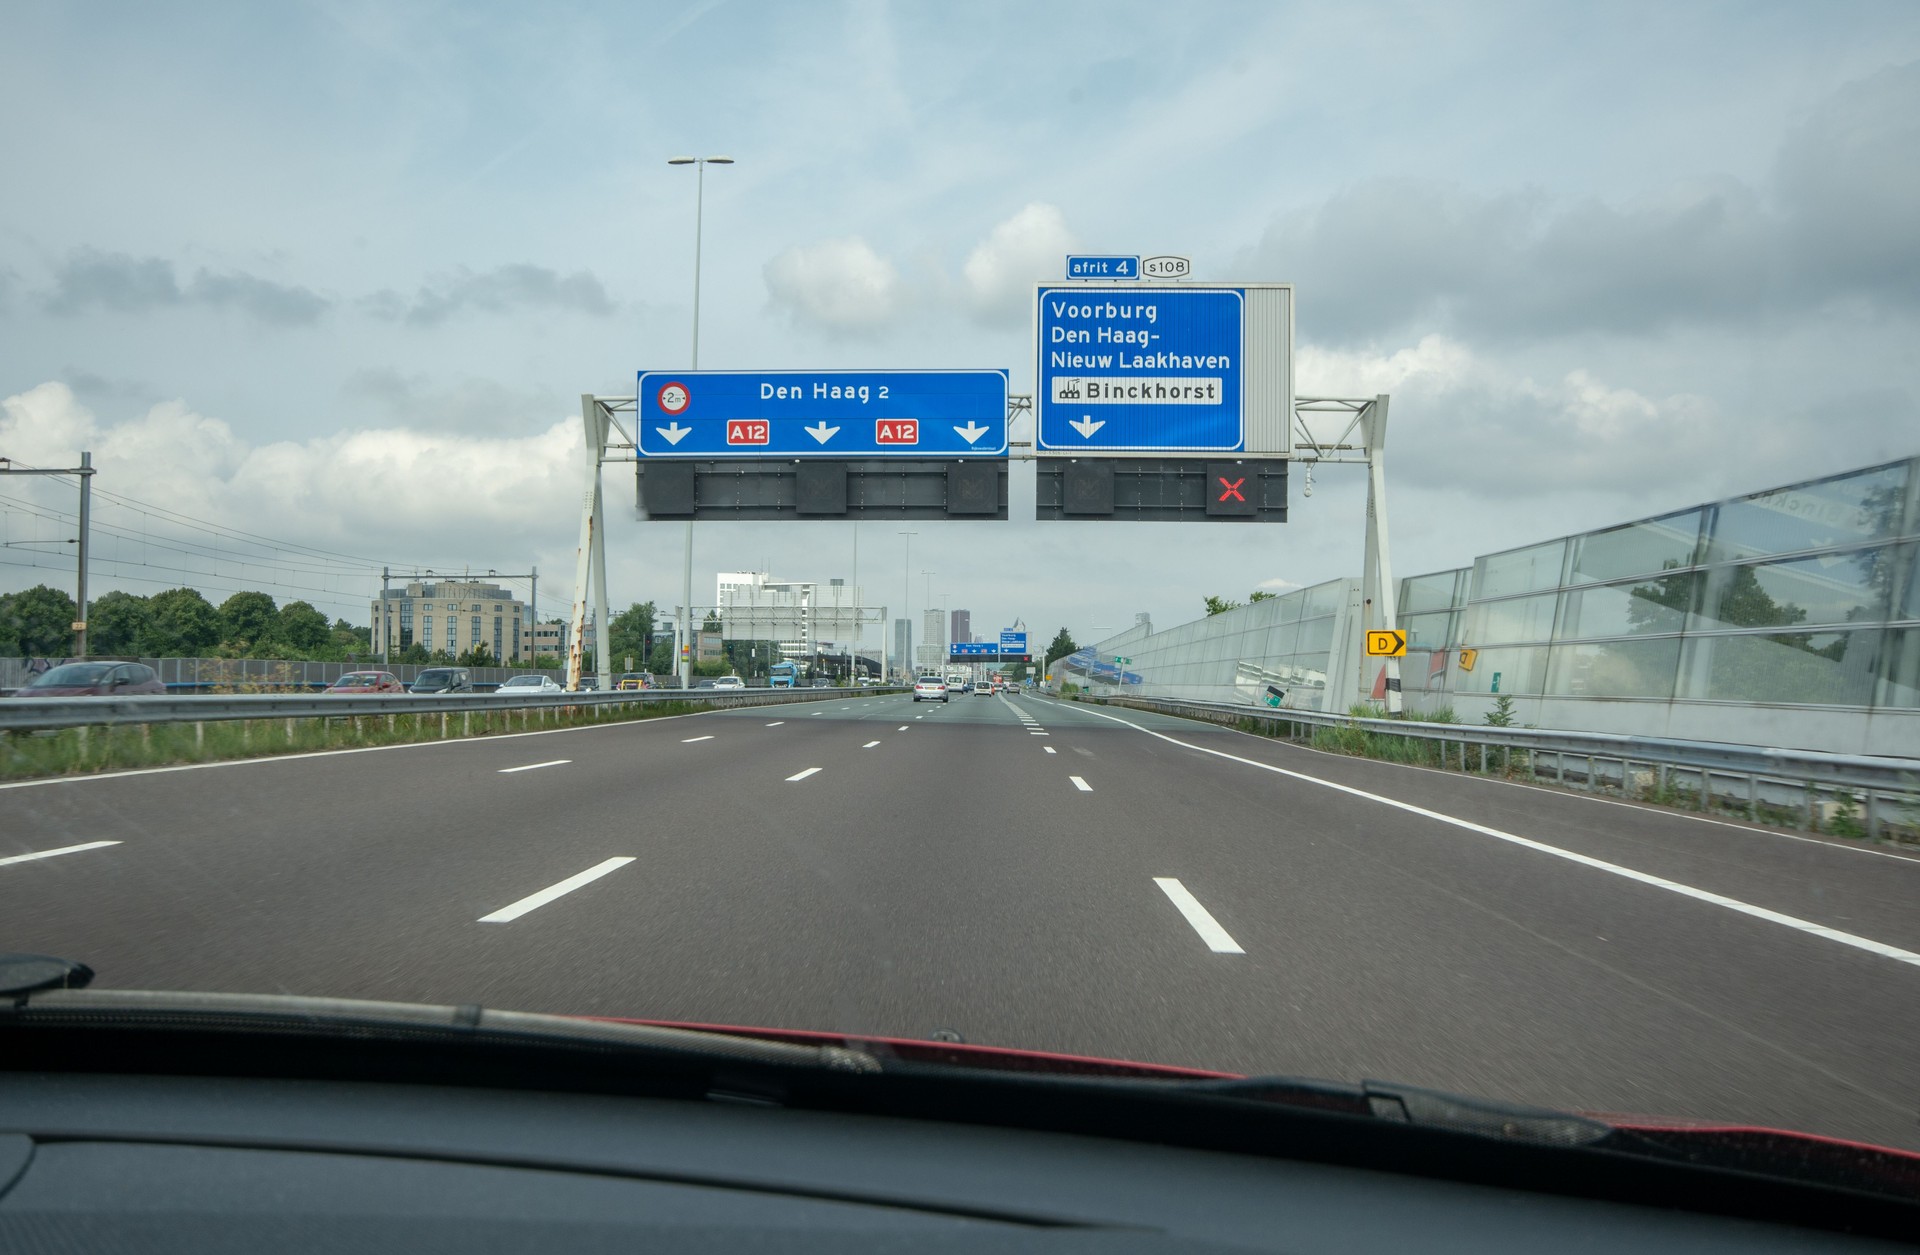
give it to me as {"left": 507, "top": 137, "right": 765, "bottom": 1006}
{"left": 613, "top": 1017, "right": 1920, "bottom": 1199}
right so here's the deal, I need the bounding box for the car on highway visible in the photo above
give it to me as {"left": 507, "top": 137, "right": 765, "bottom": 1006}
{"left": 975, "top": 681, "right": 995, "bottom": 695}
{"left": 407, "top": 667, "right": 472, "bottom": 695}
{"left": 912, "top": 676, "right": 949, "bottom": 702}
{"left": 323, "top": 671, "right": 406, "bottom": 694}
{"left": 10, "top": 660, "right": 166, "bottom": 697}
{"left": 712, "top": 675, "right": 745, "bottom": 690}
{"left": 492, "top": 674, "right": 564, "bottom": 696}
{"left": 614, "top": 673, "right": 650, "bottom": 691}
{"left": 693, "top": 678, "right": 717, "bottom": 689}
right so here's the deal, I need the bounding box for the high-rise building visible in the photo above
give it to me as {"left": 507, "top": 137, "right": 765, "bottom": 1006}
{"left": 917, "top": 607, "right": 946, "bottom": 672}
{"left": 893, "top": 617, "right": 911, "bottom": 679}
{"left": 950, "top": 608, "right": 971, "bottom": 646}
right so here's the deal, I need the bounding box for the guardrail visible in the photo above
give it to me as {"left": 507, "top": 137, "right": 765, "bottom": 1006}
{"left": 0, "top": 685, "right": 908, "bottom": 735}
{"left": 1080, "top": 694, "right": 1920, "bottom": 844}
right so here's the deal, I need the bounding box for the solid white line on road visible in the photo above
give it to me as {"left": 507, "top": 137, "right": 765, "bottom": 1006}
{"left": 863, "top": 740, "right": 881, "bottom": 748}
{"left": 497, "top": 759, "right": 571, "bottom": 774}
{"left": 1070, "top": 775, "right": 1092, "bottom": 792}
{"left": 765, "top": 721, "right": 785, "bottom": 726}
{"left": 1071, "top": 704, "right": 1920, "bottom": 970}
{"left": 680, "top": 735, "right": 714, "bottom": 743}
{"left": 479, "top": 857, "right": 634, "bottom": 923}
{"left": 0, "top": 840, "right": 122, "bottom": 867}
{"left": 1154, "top": 877, "right": 1245, "bottom": 954}
{"left": 787, "top": 767, "right": 823, "bottom": 782}
{"left": 1044, "top": 746, "right": 1057, "bottom": 755}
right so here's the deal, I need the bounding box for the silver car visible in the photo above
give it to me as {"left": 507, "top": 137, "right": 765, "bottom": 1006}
{"left": 912, "top": 677, "right": 949, "bottom": 702}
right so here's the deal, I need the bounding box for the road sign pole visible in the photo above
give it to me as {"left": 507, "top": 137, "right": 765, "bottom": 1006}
{"left": 1360, "top": 395, "right": 1401, "bottom": 714}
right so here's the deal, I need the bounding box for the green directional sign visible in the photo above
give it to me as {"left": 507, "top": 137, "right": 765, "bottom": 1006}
{"left": 1115, "top": 656, "right": 1132, "bottom": 665}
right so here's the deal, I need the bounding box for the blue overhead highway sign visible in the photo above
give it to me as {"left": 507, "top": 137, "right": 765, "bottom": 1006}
{"left": 998, "top": 630, "right": 1028, "bottom": 652}
{"left": 637, "top": 370, "right": 1009, "bottom": 458}
{"left": 1035, "top": 283, "right": 1293, "bottom": 456}
{"left": 951, "top": 641, "right": 1020, "bottom": 657}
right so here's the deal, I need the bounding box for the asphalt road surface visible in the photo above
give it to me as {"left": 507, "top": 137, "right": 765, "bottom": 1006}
{"left": 5, "top": 690, "right": 1918, "bottom": 1150}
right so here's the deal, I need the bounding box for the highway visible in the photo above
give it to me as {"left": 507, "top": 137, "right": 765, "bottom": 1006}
{"left": 4, "top": 690, "right": 1918, "bottom": 1151}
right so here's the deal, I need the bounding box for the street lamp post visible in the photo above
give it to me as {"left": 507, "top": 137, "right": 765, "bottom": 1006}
{"left": 667, "top": 155, "right": 734, "bottom": 689}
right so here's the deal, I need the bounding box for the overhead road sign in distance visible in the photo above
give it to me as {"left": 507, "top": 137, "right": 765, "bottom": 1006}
{"left": 1035, "top": 283, "right": 1292, "bottom": 456}
{"left": 1066, "top": 255, "right": 1139, "bottom": 279}
{"left": 637, "top": 370, "right": 1009, "bottom": 459}
{"left": 999, "top": 630, "right": 1028, "bottom": 652}
{"left": 951, "top": 642, "right": 1028, "bottom": 658}
{"left": 1366, "top": 630, "right": 1407, "bottom": 658}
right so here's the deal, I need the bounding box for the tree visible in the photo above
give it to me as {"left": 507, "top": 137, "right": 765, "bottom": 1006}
{"left": 457, "top": 644, "right": 496, "bottom": 668}
{"left": 1009, "top": 657, "right": 1031, "bottom": 682}
{"left": 702, "top": 609, "right": 723, "bottom": 632}
{"left": 275, "top": 600, "right": 331, "bottom": 652}
{"left": 1248, "top": 590, "right": 1277, "bottom": 603}
{"left": 0, "top": 584, "right": 78, "bottom": 656}
{"left": 608, "top": 601, "right": 655, "bottom": 672}
{"left": 1203, "top": 596, "right": 1240, "bottom": 616}
{"left": 89, "top": 590, "right": 153, "bottom": 654}
{"left": 218, "top": 591, "right": 278, "bottom": 650}
{"left": 1043, "top": 628, "right": 1078, "bottom": 667}
{"left": 141, "top": 587, "right": 221, "bottom": 656}
{"left": 646, "top": 638, "right": 676, "bottom": 674}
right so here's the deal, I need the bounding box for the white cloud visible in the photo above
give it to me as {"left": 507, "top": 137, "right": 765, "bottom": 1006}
{"left": 961, "top": 203, "right": 1075, "bottom": 327}
{"left": 1296, "top": 335, "right": 1754, "bottom": 499}
{"left": 762, "top": 236, "right": 903, "bottom": 335}
{"left": 1, "top": 382, "right": 582, "bottom": 615}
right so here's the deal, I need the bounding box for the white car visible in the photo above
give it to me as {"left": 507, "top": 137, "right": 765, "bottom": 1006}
{"left": 712, "top": 675, "right": 745, "bottom": 691}
{"left": 913, "top": 677, "right": 949, "bottom": 702}
{"left": 494, "top": 674, "right": 563, "bottom": 695}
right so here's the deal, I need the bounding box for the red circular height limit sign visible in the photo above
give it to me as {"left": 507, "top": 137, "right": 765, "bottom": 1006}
{"left": 656, "top": 382, "right": 690, "bottom": 414}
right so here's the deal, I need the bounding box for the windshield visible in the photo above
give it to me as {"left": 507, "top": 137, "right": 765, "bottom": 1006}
{"left": 2, "top": 3, "right": 1917, "bottom": 1185}
{"left": 27, "top": 663, "right": 115, "bottom": 686}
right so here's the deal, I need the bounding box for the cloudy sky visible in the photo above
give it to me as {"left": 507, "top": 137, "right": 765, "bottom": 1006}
{"left": 3, "top": 0, "right": 1917, "bottom": 650}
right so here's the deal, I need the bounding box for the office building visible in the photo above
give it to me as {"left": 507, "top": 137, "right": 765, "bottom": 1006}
{"left": 951, "top": 608, "right": 971, "bottom": 647}
{"left": 373, "top": 579, "right": 525, "bottom": 663}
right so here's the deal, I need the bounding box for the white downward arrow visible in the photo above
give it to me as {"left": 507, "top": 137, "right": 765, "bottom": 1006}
{"left": 656, "top": 422, "right": 691, "bottom": 445}
{"left": 953, "top": 421, "right": 990, "bottom": 444}
{"left": 1069, "top": 415, "right": 1105, "bottom": 439}
{"left": 804, "top": 422, "right": 840, "bottom": 444}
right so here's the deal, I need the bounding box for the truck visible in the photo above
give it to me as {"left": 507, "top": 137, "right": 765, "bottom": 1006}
{"left": 768, "top": 661, "right": 801, "bottom": 689}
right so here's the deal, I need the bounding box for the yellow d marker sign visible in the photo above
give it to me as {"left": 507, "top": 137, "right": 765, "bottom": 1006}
{"left": 1365, "top": 630, "right": 1407, "bottom": 657}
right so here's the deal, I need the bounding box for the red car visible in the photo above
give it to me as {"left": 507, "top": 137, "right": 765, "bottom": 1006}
{"left": 11, "top": 660, "right": 165, "bottom": 696}
{"left": 324, "top": 671, "right": 408, "bottom": 694}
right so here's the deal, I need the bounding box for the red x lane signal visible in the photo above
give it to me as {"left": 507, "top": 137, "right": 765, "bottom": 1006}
{"left": 1205, "top": 463, "right": 1257, "bottom": 517}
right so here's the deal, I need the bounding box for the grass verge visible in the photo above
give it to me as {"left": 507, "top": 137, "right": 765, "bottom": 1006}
{"left": 1, "top": 699, "right": 712, "bottom": 782}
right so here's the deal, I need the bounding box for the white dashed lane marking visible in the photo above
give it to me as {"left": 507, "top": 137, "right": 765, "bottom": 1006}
{"left": 1154, "top": 877, "right": 1245, "bottom": 955}
{"left": 0, "top": 840, "right": 121, "bottom": 867}
{"left": 479, "top": 857, "right": 634, "bottom": 924}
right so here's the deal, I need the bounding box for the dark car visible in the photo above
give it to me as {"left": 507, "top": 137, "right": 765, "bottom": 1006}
{"left": 408, "top": 667, "right": 473, "bottom": 694}
{"left": 11, "top": 660, "right": 165, "bottom": 697}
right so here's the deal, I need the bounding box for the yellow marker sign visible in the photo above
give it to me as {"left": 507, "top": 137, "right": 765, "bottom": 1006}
{"left": 1458, "top": 648, "right": 1478, "bottom": 672}
{"left": 1365, "top": 630, "right": 1407, "bottom": 657}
